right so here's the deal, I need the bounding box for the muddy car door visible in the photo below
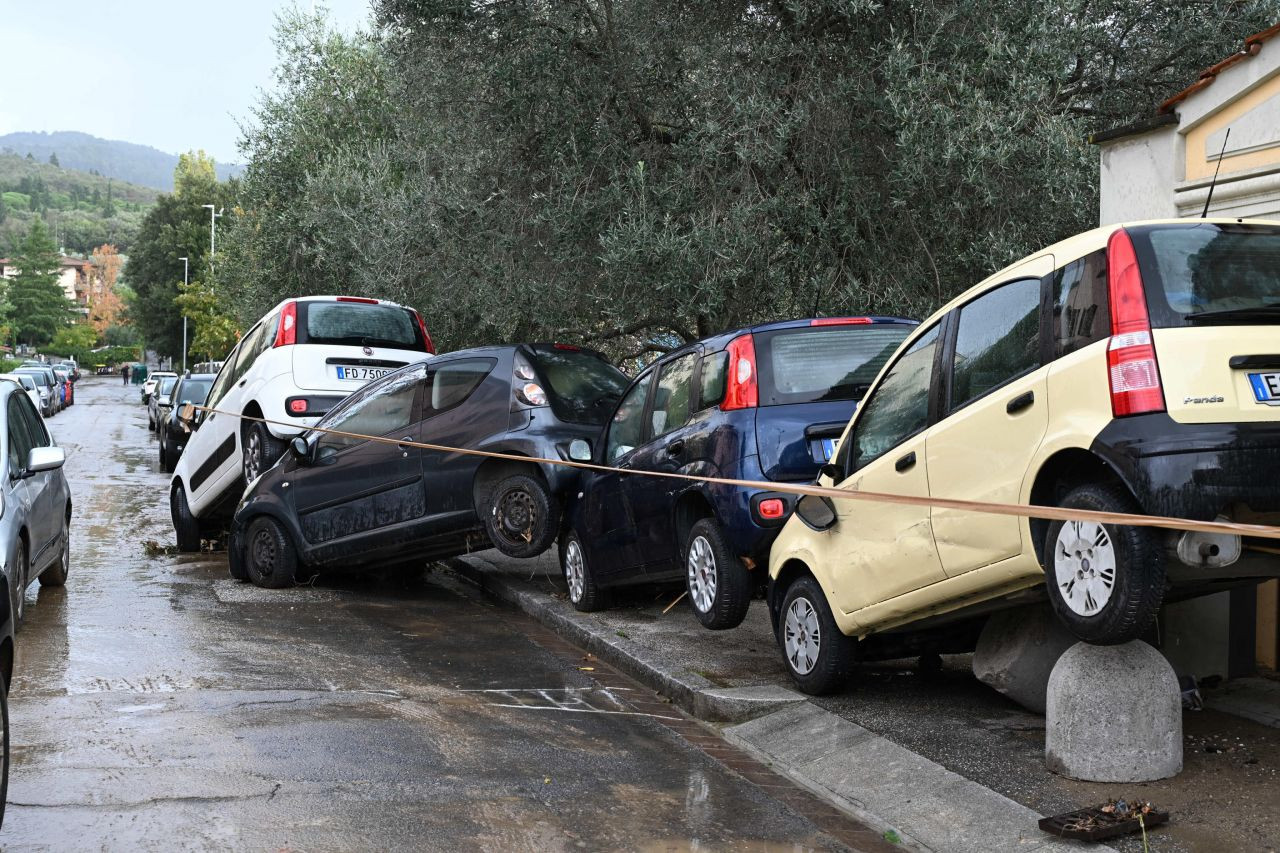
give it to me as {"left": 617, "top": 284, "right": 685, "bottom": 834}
{"left": 415, "top": 356, "right": 502, "bottom": 526}
{"left": 289, "top": 364, "right": 428, "bottom": 555}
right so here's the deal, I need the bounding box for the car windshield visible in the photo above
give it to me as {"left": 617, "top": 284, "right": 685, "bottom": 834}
{"left": 756, "top": 324, "right": 915, "bottom": 406}
{"left": 1131, "top": 223, "right": 1280, "bottom": 327}
{"left": 15, "top": 370, "right": 49, "bottom": 386}
{"left": 528, "top": 348, "right": 628, "bottom": 425}
{"left": 176, "top": 379, "right": 213, "bottom": 404}
{"left": 303, "top": 301, "right": 424, "bottom": 349}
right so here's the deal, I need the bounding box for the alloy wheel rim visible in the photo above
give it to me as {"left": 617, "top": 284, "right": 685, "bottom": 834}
{"left": 686, "top": 535, "right": 717, "bottom": 614}
{"left": 1053, "top": 520, "right": 1117, "bottom": 617}
{"left": 245, "top": 432, "right": 262, "bottom": 481}
{"left": 496, "top": 489, "right": 536, "bottom": 545}
{"left": 565, "top": 540, "right": 585, "bottom": 602}
{"left": 784, "top": 596, "right": 821, "bottom": 675}
{"left": 15, "top": 549, "right": 26, "bottom": 621}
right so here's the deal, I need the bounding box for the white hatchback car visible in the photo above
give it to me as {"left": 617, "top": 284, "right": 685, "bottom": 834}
{"left": 170, "top": 295, "right": 435, "bottom": 550}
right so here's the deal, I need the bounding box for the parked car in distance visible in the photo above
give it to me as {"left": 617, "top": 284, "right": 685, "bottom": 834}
{"left": 0, "top": 380, "right": 71, "bottom": 627}
{"left": 226, "top": 343, "right": 629, "bottom": 585}
{"left": 51, "top": 367, "right": 72, "bottom": 407}
{"left": 158, "top": 374, "right": 216, "bottom": 473}
{"left": 141, "top": 371, "right": 176, "bottom": 404}
{"left": 13, "top": 367, "right": 60, "bottom": 417}
{"left": 766, "top": 218, "right": 1280, "bottom": 695}
{"left": 560, "top": 316, "right": 917, "bottom": 629}
{"left": 148, "top": 376, "right": 178, "bottom": 431}
{"left": 0, "top": 374, "right": 42, "bottom": 414}
{"left": 171, "top": 295, "right": 436, "bottom": 547}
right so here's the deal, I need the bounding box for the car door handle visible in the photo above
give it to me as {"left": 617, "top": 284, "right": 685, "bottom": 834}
{"left": 238, "top": 379, "right": 247, "bottom": 387}
{"left": 398, "top": 437, "right": 414, "bottom": 457}
{"left": 1006, "top": 391, "right": 1035, "bottom": 414}
{"left": 667, "top": 439, "right": 685, "bottom": 457}
{"left": 895, "top": 451, "right": 916, "bottom": 472}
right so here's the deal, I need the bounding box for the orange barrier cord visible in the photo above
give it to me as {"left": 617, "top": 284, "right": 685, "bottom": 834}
{"left": 186, "top": 404, "right": 1280, "bottom": 542}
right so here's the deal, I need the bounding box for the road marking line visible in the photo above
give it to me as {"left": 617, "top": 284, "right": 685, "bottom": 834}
{"left": 488, "top": 703, "right": 681, "bottom": 721}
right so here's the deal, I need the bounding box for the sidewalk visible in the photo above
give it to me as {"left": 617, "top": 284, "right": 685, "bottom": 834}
{"left": 447, "top": 550, "right": 1280, "bottom": 853}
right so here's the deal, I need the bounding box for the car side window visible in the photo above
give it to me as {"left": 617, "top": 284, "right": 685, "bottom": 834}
{"left": 698, "top": 351, "right": 728, "bottom": 411}
{"left": 849, "top": 325, "right": 940, "bottom": 472}
{"left": 948, "top": 278, "right": 1042, "bottom": 410}
{"left": 425, "top": 359, "right": 496, "bottom": 416}
{"left": 318, "top": 364, "right": 426, "bottom": 454}
{"left": 231, "top": 322, "right": 268, "bottom": 384}
{"left": 7, "top": 396, "right": 34, "bottom": 477}
{"left": 206, "top": 343, "right": 241, "bottom": 408}
{"left": 1051, "top": 250, "right": 1109, "bottom": 359}
{"left": 17, "top": 395, "right": 48, "bottom": 447}
{"left": 605, "top": 372, "right": 654, "bottom": 462}
{"left": 650, "top": 354, "right": 698, "bottom": 438}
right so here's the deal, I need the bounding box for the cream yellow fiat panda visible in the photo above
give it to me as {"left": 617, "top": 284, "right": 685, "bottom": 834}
{"left": 768, "top": 219, "right": 1280, "bottom": 694}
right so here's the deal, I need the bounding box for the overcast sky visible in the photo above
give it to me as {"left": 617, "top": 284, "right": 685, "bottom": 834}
{"left": 0, "top": 0, "right": 372, "bottom": 165}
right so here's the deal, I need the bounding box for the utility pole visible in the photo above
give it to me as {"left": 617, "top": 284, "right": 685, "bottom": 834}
{"left": 201, "top": 204, "right": 223, "bottom": 256}
{"left": 179, "top": 256, "right": 189, "bottom": 374}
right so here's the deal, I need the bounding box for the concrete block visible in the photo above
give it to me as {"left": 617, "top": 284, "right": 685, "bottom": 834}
{"left": 972, "top": 605, "right": 1078, "bottom": 714}
{"left": 1045, "top": 641, "right": 1182, "bottom": 782}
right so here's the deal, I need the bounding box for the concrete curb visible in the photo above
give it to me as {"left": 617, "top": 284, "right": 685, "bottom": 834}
{"left": 445, "top": 554, "right": 806, "bottom": 723}
{"left": 725, "top": 703, "right": 1105, "bottom": 853}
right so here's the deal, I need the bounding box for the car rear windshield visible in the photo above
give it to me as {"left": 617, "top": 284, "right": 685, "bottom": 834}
{"left": 176, "top": 379, "right": 213, "bottom": 404}
{"left": 1130, "top": 223, "right": 1280, "bottom": 327}
{"left": 301, "top": 301, "right": 426, "bottom": 350}
{"left": 528, "top": 348, "right": 629, "bottom": 425}
{"left": 755, "top": 324, "right": 915, "bottom": 406}
{"left": 157, "top": 377, "right": 177, "bottom": 395}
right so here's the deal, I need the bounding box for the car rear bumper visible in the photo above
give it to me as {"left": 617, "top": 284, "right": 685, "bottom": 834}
{"left": 1092, "top": 414, "right": 1280, "bottom": 521}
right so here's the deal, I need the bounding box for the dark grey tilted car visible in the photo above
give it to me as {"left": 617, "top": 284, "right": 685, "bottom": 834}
{"left": 224, "top": 344, "right": 628, "bottom": 587}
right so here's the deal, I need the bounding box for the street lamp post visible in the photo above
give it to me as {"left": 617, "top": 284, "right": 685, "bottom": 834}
{"left": 179, "top": 256, "right": 189, "bottom": 374}
{"left": 201, "top": 204, "right": 223, "bottom": 256}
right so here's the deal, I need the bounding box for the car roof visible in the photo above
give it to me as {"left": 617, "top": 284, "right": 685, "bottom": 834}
{"left": 262, "top": 294, "right": 413, "bottom": 316}
{"left": 642, "top": 315, "right": 920, "bottom": 367}
{"left": 179, "top": 373, "right": 217, "bottom": 381}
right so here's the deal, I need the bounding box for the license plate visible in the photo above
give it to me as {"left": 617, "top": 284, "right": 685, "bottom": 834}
{"left": 1248, "top": 372, "right": 1280, "bottom": 406}
{"left": 335, "top": 366, "right": 391, "bottom": 381}
{"left": 819, "top": 438, "right": 837, "bottom": 461}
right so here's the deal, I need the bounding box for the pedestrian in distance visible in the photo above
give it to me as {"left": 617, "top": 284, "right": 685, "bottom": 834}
{"left": 122, "top": 364, "right": 131, "bottom": 385}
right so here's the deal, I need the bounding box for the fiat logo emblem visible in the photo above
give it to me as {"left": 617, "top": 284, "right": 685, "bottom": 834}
{"left": 362, "top": 346, "right": 373, "bottom": 356}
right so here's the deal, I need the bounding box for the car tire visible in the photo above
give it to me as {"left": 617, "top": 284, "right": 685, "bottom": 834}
{"left": 244, "top": 516, "right": 297, "bottom": 589}
{"left": 242, "top": 421, "right": 285, "bottom": 484}
{"left": 148, "top": 415, "right": 156, "bottom": 431}
{"left": 1043, "top": 482, "right": 1165, "bottom": 645}
{"left": 777, "top": 574, "right": 856, "bottom": 696}
{"left": 171, "top": 484, "right": 201, "bottom": 553}
{"left": 561, "top": 531, "right": 608, "bottom": 612}
{"left": 685, "top": 518, "right": 752, "bottom": 630}
{"left": 38, "top": 527, "right": 69, "bottom": 587}
{"left": 9, "top": 542, "right": 26, "bottom": 629}
{"left": 484, "top": 474, "right": 559, "bottom": 558}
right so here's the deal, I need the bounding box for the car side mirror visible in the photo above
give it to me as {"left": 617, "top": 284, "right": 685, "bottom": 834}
{"left": 290, "top": 436, "right": 312, "bottom": 463}
{"left": 568, "top": 439, "right": 592, "bottom": 462}
{"left": 819, "top": 462, "right": 843, "bottom": 483}
{"left": 795, "top": 494, "right": 838, "bottom": 531}
{"left": 26, "top": 446, "right": 65, "bottom": 475}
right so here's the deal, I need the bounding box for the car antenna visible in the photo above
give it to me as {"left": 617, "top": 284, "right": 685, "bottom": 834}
{"left": 1201, "top": 127, "right": 1231, "bottom": 219}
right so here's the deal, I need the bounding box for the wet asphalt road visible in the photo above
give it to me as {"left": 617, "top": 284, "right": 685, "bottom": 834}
{"left": 4, "top": 377, "right": 871, "bottom": 851}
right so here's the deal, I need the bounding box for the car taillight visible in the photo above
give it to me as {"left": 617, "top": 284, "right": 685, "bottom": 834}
{"left": 288, "top": 399, "right": 308, "bottom": 414}
{"left": 274, "top": 300, "right": 297, "bottom": 347}
{"left": 1106, "top": 229, "right": 1165, "bottom": 417}
{"left": 810, "top": 317, "right": 873, "bottom": 326}
{"left": 512, "top": 353, "right": 548, "bottom": 408}
{"left": 722, "top": 334, "right": 758, "bottom": 411}
{"left": 411, "top": 310, "right": 435, "bottom": 354}
{"left": 759, "top": 498, "right": 786, "bottom": 519}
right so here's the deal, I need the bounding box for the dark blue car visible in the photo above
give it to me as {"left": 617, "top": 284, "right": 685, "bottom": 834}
{"left": 562, "top": 316, "right": 917, "bottom": 628}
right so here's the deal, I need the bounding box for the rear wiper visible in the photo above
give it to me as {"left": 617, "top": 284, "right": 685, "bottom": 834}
{"left": 1185, "top": 303, "right": 1280, "bottom": 323}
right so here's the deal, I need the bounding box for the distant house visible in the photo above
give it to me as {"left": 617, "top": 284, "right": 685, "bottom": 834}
{"left": 0, "top": 255, "right": 94, "bottom": 314}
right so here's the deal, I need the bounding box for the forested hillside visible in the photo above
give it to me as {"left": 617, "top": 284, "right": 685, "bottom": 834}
{"left": 0, "top": 152, "right": 156, "bottom": 255}
{"left": 0, "top": 131, "right": 241, "bottom": 192}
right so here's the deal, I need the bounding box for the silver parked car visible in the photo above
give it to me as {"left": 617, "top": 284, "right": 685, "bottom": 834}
{"left": 148, "top": 375, "right": 178, "bottom": 431}
{"left": 1, "top": 381, "right": 71, "bottom": 625}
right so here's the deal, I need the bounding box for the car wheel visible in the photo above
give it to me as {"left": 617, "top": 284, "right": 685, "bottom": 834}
{"left": 148, "top": 414, "right": 156, "bottom": 431}
{"left": 685, "top": 518, "right": 752, "bottom": 630}
{"left": 484, "top": 474, "right": 559, "bottom": 558}
{"left": 561, "top": 531, "right": 607, "bottom": 612}
{"left": 9, "top": 543, "right": 26, "bottom": 629}
{"left": 171, "top": 484, "right": 201, "bottom": 553}
{"left": 0, "top": 670, "right": 9, "bottom": 828}
{"left": 1043, "top": 482, "right": 1165, "bottom": 645}
{"left": 38, "top": 527, "right": 69, "bottom": 587}
{"left": 777, "top": 574, "right": 856, "bottom": 695}
{"left": 244, "top": 516, "right": 297, "bottom": 589}
{"left": 242, "top": 422, "right": 285, "bottom": 484}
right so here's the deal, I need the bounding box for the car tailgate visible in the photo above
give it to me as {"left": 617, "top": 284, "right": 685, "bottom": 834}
{"left": 755, "top": 400, "right": 857, "bottom": 481}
